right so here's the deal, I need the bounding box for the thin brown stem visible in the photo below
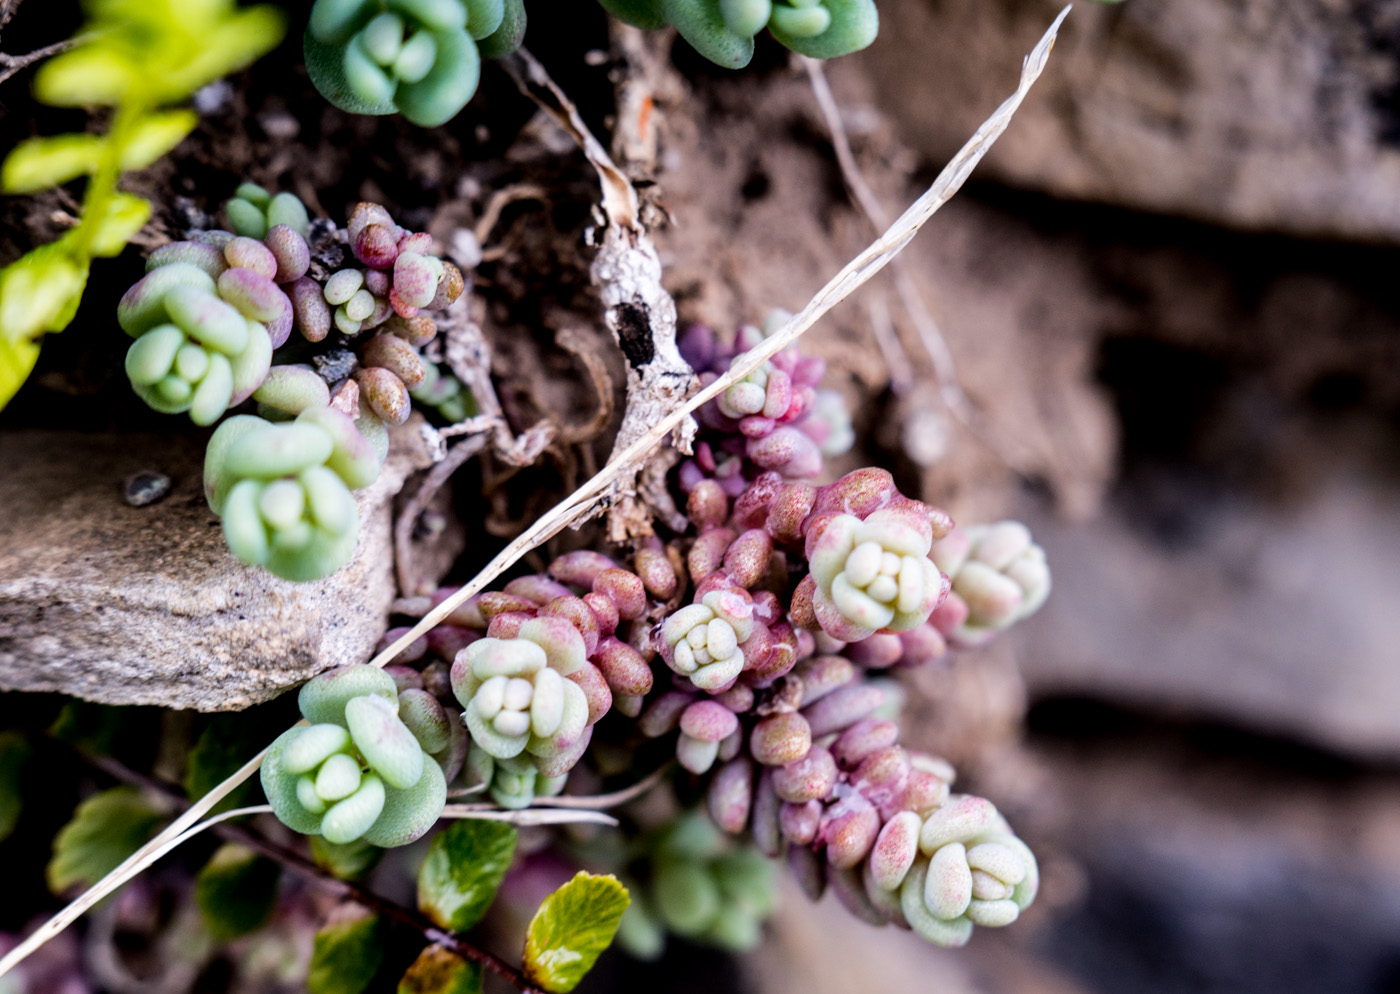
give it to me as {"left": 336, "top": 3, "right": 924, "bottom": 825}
{"left": 83, "top": 753, "right": 546, "bottom": 994}
{"left": 0, "top": 36, "right": 73, "bottom": 86}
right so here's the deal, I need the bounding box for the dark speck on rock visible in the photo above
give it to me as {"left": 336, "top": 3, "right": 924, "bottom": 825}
{"left": 123, "top": 471, "right": 172, "bottom": 507}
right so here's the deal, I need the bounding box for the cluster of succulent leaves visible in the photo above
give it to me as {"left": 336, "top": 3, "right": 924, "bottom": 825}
{"left": 0, "top": 0, "right": 284, "bottom": 409}
{"left": 305, "top": 0, "right": 528, "bottom": 127}
{"left": 117, "top": 186, "right": 468, "bottom": 581}
{"left": 601, "top": 0, "right": 878, "bottom": 67}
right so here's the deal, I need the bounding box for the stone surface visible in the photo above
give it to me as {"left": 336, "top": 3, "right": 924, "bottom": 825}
{"left": 1012, "top": 439, "right": 1400, "bottom": 760}
{"left": 845, "top": 0, "right": 1400, "bottom": 242}
{"left": 0, "top": 418, "right": 455, "bottom": 712}
{"left": 1019, "top": 732, "right": 1400, "bottom": 994}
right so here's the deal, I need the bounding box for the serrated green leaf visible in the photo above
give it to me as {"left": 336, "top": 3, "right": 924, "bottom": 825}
{"left": 1, "top": 133, "right": 106, "bottom": 194}
{"left": 522, "top": 873, "right": 630, "bottom": 994}
{"left": 417, "top": 820, "right": 517, "bottom": 932}
{"left": 309, "top": 911, "right": 384, "bottom": 994}
{"left": 195, "top": 843, "right": 280, "bottom": 940}
{"left": 398, "top": 945, "right": 482, "bottom": 994}
{"left": 0, "top": 732, "right": 31, "bottom": 842}
{"left": 311, "top": 835, "right": 384, "bottom": 881}
{"left": 47, "top": 787, "right": 163, "bottom": 894}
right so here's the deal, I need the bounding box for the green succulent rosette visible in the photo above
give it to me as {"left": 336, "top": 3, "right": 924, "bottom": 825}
{"left": 305, "top": 0, "right": 525, "bottom": 127}
{"left": 261, "top": 665, "right": 451, "bottom": 846}
{"left": 618, "top": 813, "right": 779, "bottom": 957}
{"left": 641, "top": 0, "right": 878, "bottom": 69}
{"left": 118, "top": 261, "right": 275, "bottom": 426}
{"left": 203, "top": 403, "right": 384, "bottom": 581}
{"left": 224, "top": 182, "right": 311, "bottom": 239}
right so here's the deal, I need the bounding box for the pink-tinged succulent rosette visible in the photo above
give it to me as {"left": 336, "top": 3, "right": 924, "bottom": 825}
{"left": 797, "top": 469, "right": 951, "bottom": 643}
{"left": 450, "top": 616, "right": 594, "bottom": 777}
{"left": 865, "top": 794, "right": 1039, "bottom": 947}
{"left": 929, "top": 521, "right": 1051, "bottom": 648}
{"left": 657, "top": 585, "right": 757, "bottom": 692}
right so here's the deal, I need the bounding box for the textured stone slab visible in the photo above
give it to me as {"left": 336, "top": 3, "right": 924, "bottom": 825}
{"left": 0, "top": 423, "right": 447, "bottom": 711}
{"left": 848, "top": 0, "right": 1400, "bottom": 242}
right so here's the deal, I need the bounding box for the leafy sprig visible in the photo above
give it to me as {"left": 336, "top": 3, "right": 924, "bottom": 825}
{"left": 0, "top": 0, "right": 285, "bottom": 408}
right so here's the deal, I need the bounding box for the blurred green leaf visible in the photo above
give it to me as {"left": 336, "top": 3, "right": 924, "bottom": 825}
{"left": 309, "top": 910, "right": 384, "bottom": 994}
{"left": 0, "top": 732, "right": 31, "bottom": 842}
{"left": 47, "top": 787, "right": 163, "bottom": 894}
{"left": 121, "top": 111, "right": 199, "bottom": 171}
{"left": 397, "top": 946, "right": 482, "bottom": 994}
{"left": 0, "top": 336, "right": 42, "bottom": 410}
{"left": 88, "top": 193, "right": 151, "bottom": 257}
{"left": 185, "top": 714, "right": 268, "bottom": 813}
{"left": 522, "top": 872, "right": 630, "bottom": 994}
{"left": 34, "top": 45, "right": 136, "bottom": 107}
{"left": 2, "top": 134, "right": 106, "bottom": 194}
{"left": 195, "top": 843, "right": 280, "bottom": 940}
{"left": 0, "top": 240, "right": 90, "bottom": 344}
{"left": 417, "top": 820, "right": 517, "bottom": 933}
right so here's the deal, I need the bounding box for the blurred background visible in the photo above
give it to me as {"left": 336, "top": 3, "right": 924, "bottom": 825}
{"left": 713, "top": 1, "right": 1400, "bottom": 991}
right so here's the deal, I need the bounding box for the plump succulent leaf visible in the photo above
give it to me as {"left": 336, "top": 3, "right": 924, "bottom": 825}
{"left": 476, "top": 0, "right": 526, "bottom": 57}
{"left": 523, "top": 873, "right": 631, "bottom": 993}
{"left": 664, "top": 0, "right": 755, "bottom": 68}
{"left": 305, "top": 30, "right": 401, "bottom": 116}
{"left": 362, "top": 756, "right": 447, "bottom": 847}
{"left": 417, "top": 819, "right": 518, "bottom": 932}
{"left": 597, "top": 0, "right": 668, "bottom": 30}
{"left": 766, "top": 0, "right": 878, "bottom": 58}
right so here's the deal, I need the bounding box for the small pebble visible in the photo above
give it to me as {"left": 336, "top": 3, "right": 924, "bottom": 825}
{"left": 123, "top": 471, "right": 171, "bottom": 507}
{"left": 312, "top": 347, "right": 359, "bottom": 385}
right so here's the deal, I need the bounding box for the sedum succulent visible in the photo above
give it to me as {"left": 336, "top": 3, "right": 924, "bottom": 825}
{"left": 118, "top": 255, "right": 283, "bottom": 425}
{"left": 465, "top": 742, "right": 567, "bottom": 810}
{"left": 930, "top": 522, "right": 1052, "bottom": 647}
{"left": 224, "top": 182, "right": 311, "bottom": 240}
{"left": 866, "top": 795, "right": 1039, "bottom": 946}
{"left": 656, "top": 588, "right": 756, "bottom": 693}
{"left": 615, "top": 813, "right": 780, "bottom": 958}
{"left": 203, "top": 405, "right": 383, "bottom": 581}
{"left": 304, "top": 0, "right": 526, "bottom": 127}
{"left": 450, "top": 617, "right": 593, "bottom": 771}
{"left": 603, "top": 0, "right": 878, "bottom": 68}
{"left": 261, "top": 665, "right": 449, "bottom": 846}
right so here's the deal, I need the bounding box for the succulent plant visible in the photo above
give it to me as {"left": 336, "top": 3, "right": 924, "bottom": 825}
{"left": 410, "top": 360, "right": 474, "bottom": 423}
{"left": 261, "top": 665, "right": 448, "bottom": 846}
{"left": 866, "top": 796, "right": 1039, "bottom": 946}
{"left": 603, "top": 0, "right": 879, "bottom": 69}
{"left": 304, "top": 0, "right": 526, "bottom": 127}
{"left": 615, "top": 813, "right": 780, "bottom": 957}
{"left": 678, "top": 313, "right": 851, "bottom": 497}
{"left": 224, "top": 183, "right": 311, "bottom": 240}
{"left": 465, "top": 743, "right": 568, "bottom": 810}
{"left": 203, "top": 406, "right": 384, "bottom": 581}
{"left": 930, "top": 522, "right": 1052, "bottom": 647}
{"left": 450, "top": 617, "right": 596, "bottom": 778}
{"left": 118, "top": 255, "right": 281, "bottom": 425}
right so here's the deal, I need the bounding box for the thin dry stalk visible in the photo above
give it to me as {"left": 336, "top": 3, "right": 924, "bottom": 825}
{"left": 803, "top": 55, "right": 1040, "bottom": 473}
{"left": 0, "top": 10, "right": 1069, "bottom": 979}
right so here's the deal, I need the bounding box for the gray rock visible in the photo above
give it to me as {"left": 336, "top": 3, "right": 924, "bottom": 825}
{"left": 0, "top": 419, "right": 452, "bottom": 712}
{"left": 849, "top": 0, "right": 1400, "bottom": 242}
